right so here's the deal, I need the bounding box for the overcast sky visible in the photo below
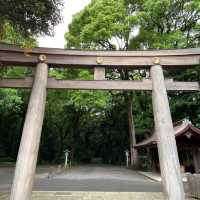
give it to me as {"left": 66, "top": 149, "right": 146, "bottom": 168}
{"left": 38, "top": 0, "right": 91, "bottom": 48}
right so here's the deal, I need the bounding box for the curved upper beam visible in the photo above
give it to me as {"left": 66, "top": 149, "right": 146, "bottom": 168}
{"left": 0, "top": 43, "right": 200, "bottom": 68}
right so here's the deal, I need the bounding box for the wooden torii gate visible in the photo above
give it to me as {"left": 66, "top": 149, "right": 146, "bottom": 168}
{"left": 0, "top": 43, "right": 200, "bottom": 200}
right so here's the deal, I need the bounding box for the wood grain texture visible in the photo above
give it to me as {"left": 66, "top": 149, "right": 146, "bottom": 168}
{"left": 151, "top": 65, "right": 185, "bottom": 200}
{"left": 0, "top": 78, "right": 199, "bottom": 91}
{"left": 1, "top": 42, "right": 200, "bottom": 56}
{"left": 0, "top": 43, "right": 200, "bottom": 68}
{"left": 192, "top": 150, "right": 200, "bottom": 173}
{"left": 10, "top": 63, "right": 48, "bottom": 200}
{"left": 94, "top": 67, "right": 105, "bottom": 80}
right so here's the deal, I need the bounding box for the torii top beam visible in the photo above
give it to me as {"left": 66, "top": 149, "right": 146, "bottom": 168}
{"left": 0, "top": 43, "right": 200, "bottom": 69}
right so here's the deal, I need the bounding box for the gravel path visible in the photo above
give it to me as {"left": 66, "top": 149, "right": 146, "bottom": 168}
{"left": 0, "top": 165, "right": 161, "bottom": 192}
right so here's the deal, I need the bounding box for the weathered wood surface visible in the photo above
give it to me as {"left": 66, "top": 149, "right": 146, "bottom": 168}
{"left": 0, "top": 43, "right": 200, "bottom": 68}
{"left": 151, "top": 65, "right": 185, "bottom": 200}
{"left": 192, "top": 150, "right": 200, "bottom": 173}
{"left": 187, "top": 173, "right": 200, "bottom": 199}
{"left": 0, "top": 77, "right": 199, "bottom": 91}
{"left": 10, "top": 62, "right": 48, "bottom": 200}
{"left": 94, "top": 67, "right": 105, "bottom": 80}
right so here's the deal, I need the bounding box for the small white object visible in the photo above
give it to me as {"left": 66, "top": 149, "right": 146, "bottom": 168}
{"left": 64, "top": 149, "right": 70, "bottom": 168}
{"left": 183, "top": 118, "right": 192, "bottom": 125}
{"left": 125, "top": 150, "right": 130, "bottom": 168}
{"left": 185, "top": 132, "right": 192, "bottom": 139}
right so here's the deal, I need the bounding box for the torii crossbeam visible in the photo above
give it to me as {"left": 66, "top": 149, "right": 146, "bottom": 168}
{"left": 1, "top": 43, "right": 200, "bottom": 200}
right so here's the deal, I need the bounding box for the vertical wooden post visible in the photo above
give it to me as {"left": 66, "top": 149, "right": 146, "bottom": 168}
{"left": 94, "top": 67, "right": 105, "bottom": 80}
{"left": 193, "top": 150, "right": 200, "bottom": 173}
{"left": 150, "top": 65, "right": 185, "bottom": 200}
{"left": 10, "top": 60, "right": 48, "bottom": 200}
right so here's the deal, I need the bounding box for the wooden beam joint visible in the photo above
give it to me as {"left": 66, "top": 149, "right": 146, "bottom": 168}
{"left": 38, "top": 55, "right": 47, "bottom": 63}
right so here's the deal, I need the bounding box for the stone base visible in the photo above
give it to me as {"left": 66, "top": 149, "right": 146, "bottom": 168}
{"left": 0, "top": 192, "right": 193, "bottom": 200}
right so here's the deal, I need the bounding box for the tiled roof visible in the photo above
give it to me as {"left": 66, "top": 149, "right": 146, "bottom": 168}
{"left": 134, "top": 120, "right": 200, "bottom": 148}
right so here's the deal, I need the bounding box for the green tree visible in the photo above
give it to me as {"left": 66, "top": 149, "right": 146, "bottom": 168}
{"left": 128, "top": 0, "right": 200, "bottom": 127}
{"left": 65, "top": 0, "right": 141, "bottom": 167}
{"left": 0, "top": 89, "right": 26, "bottom": 161}
{"left": 65, "top": 0, "right": 200, "bottom": 166}
{"left": 0, "top": 0, "right": 63, "bottom": 38}
{"left": 1, "top": 0, "right": 200, "bottom": 167}
{"left": 0, "top": 0, "right": 65, "bottom": 164}
{"left": 129, "top": 0, "right": 200, "bottom": 49}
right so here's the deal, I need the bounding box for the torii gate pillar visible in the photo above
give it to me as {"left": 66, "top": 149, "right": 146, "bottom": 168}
{"left": 10, "top": 59, "right": 48, "bottom": 200}
{"left": 151, "top": 64, "right": 185, "bottom": 200}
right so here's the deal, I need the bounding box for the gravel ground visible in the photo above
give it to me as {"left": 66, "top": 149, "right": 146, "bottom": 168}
{"left": 0, "top": 165, "right": 192, "bottom": 199}
{"left": 0, "top": 165, "right": 162, "bottom": 192}
{"left": 0, "top": 192, "right": 194, "bottom": 200}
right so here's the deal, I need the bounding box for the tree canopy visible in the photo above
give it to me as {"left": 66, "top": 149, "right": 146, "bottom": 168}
{"left": 65, "top": 0, "right": 137, "bottom": 50}
{"left": 66, "top": 0, "right": 200, "bottom": 50}
{"left": 0, "top": 0, "right": 63, "bottom": 38}
{"left": 65, "top": 0, "right": 200, "bottom": 165}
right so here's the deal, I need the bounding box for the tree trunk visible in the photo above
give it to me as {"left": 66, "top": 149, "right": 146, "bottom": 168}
{"left": 0, "top": 23, "right": 5, "bottom": 40}
{"left": 127, "top": 92, "right": 138, "bottom": 167}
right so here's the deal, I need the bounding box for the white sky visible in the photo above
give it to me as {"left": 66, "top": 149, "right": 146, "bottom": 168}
{"left": 38, "top": 0, "right": 91, "bottom": 48}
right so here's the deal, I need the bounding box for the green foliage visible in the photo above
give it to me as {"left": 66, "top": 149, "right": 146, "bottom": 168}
{"left": 0, "top": 0, "right": 63, "bottom": 38}
{"left": 65, "top": 0, "right": 137, "bottom": 50}
{"left": 64, "top": 0, "right": 200, "bottom": 165}
{"left": 1, "top": 23, "right": 37, "bottom": 47}
{"left": 130, "top": 0, "right": 200, "bottom": 49}
{"left": 1, "top": 0, "right": 200, "bottom": 166}
{"left": 0, "top": 89, "right": 27, "bottom": 161}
